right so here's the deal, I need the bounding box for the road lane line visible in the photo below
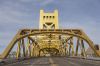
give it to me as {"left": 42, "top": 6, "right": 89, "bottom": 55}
{"left": 49, "top": 58, "right": 58, "bottom": 66}
{"left": 67, "top": 60, "right": 80, "bottom": 66}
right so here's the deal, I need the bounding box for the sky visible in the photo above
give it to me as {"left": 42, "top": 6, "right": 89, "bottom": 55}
{"left": 0, "top": 0, "right": 100, "bottom": 53}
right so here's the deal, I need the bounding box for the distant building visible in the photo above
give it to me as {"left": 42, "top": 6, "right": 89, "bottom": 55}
{"left": 86, "top": 45, "right": 100, "bottom": 57}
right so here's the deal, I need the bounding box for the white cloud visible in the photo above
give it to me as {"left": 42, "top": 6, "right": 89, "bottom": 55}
{"left": 19, "top": 0, "right": 38, "bottom": 3}
{"left": 40, "top": 0, "right": 54, "bottom": 6}
{"left": 0, "top": 1, "right": 35, "bottom": 24}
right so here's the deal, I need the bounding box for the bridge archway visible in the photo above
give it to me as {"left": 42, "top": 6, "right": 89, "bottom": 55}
{"left": 0, "top": 29, "right": 100, "bottom": 59}
{"left": 39, "top": 48, "right": 59, "bottom": 56}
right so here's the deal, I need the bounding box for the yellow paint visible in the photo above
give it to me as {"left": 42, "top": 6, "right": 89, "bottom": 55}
{"left": 39, "top": 10, "right": 59, "bottom": 29}
{"left": 0, "top": 10, "right": 100, "bottom": 60}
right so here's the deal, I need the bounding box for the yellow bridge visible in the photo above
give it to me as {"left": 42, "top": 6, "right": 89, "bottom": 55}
{"left": 0, "top": 10, "right": 100, "bottom": 66}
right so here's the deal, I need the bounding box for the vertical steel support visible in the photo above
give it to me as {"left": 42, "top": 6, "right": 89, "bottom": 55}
{"left": 69, "top": 44, "right": 71, "bottom": 56}
{"left": 69, "top": 37, "right": 74, "bottom": 56}
{"left": 22, "top": 39, "right": 26, "bottom": 57}
{"left": 27, "top": 38, "right": 31, "bottom": 57}
{"left": 71, "top": 37, "right": 74, "bottom": 56}
{"left": 16, "top": 40, "right": 21, "bottom": 59}
{"left": 76, "top": 38, "right": 79, "bottom": 56}
{"left": 81, "top": 39, "right": 86, "bottom": 57}
{"left": 25, "top": 38, "right": 28, "bottom": 57}
{"left": 66, "top": 43, "right": 68, "bottom": 55}
{"left": 31, "top": 44, "right": 34, "bottom": 57}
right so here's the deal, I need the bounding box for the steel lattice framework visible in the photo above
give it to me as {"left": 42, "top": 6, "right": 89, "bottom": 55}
{"left": 0, "top": 10, "right": 100, "bottom": 60}
{"left": 0, "top": 29, "right": 100, "bottom": 59}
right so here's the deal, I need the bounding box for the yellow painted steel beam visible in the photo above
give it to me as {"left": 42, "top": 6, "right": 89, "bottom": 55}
{"left": 81, "top": 30, "right": 100, "bottom": 56}
{"left": 81, "top": 39, "right": 86, "bottom": 57}
{"left": 16, "top": 40, "right": 21, "bottom": 59}
{"left": 0, "top": 30, "right": 22, "bottom": 59}
{"left": 0, "top": 9, "right": 99, "bottom": 60}
{"left": 0, "top": 29, "right": 100, "bottom": 59}
{"left": 22, "top": 39, "right": 26, "bottom": 57}
{"left": 75, "top": 38, "right": 79, "bottom": 56}
{"left": 16, "top": 30, "right": 100, "bottom": 57}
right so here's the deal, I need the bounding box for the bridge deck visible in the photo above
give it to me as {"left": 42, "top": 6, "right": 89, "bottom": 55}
{"left": 1, "top": 57, "right": 100, "bottom": 66}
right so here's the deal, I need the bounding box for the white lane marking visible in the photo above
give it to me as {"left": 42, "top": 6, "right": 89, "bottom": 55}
{"left": 67, "top": 61, "right": 80, "bottom": 66}
{"left": 49, "top": 58, "right": 58, "bottom": 66}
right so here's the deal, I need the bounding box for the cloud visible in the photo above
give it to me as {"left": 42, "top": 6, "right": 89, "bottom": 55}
{"left": 0, "top": 0, "right": 39, "bottom": 29}
{"left": 19, "top": 0, "right": 34, "bottom": 2}
{"left": 40, "top": 0, "right": 54, "bottom": 6}
{"left": 0, "top": 0, "right": 39, "bottom": 53}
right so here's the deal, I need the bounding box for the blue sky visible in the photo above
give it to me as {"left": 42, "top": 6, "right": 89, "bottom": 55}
{"left": 0, "top": 0, "right": 100, "bottom": 53}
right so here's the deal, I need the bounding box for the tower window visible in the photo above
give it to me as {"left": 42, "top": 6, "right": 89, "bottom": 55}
{"left": 43, "top": 16, "right": 45, "bottom": 19}
{"left": 53, "top": 16, "right": 55, "bottom": 18}
{"left": 46, "top": 16, "right": 48, "bottom": 18}
{"left": 50, "top": 16, "right": 52, "bottom": 18}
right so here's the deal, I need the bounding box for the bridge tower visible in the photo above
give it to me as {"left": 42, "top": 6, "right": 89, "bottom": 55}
{"left": 39, "top": 10, "right": 62, "bottom": 56}
{"left": 39, "top": 10, "right": 59, "bottom": 29}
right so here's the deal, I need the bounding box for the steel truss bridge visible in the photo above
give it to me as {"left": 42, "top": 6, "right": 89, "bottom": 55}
{"left": 0, "top": 10, "right": 100, "bottom": 66}
{"left": 0, "top": 29, "right": 100, "bottom": 59}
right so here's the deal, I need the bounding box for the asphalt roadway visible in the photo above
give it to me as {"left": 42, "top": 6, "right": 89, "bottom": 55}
{"left": 1, "top": 57, "right": 100, "bottom": 66}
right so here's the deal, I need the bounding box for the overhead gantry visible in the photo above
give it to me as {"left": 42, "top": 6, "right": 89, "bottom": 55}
{"left": 0, "top": 10, "right": 100, "bottom": 60}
